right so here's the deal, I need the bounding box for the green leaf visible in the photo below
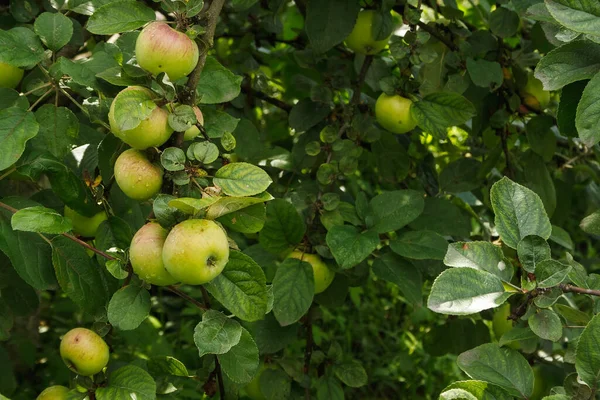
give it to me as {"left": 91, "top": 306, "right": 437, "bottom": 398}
{"left": 0, "top": 27, "right": 45, "bottom": 67}
{"left": 529, "top": 309, "right": 563, "bottom": 342}
{"left": 576, "top": 72, "right": 600, "bottom": 147}
{"left": 288, "top": 99, "right": 331, "bottom": 132}
{"left": 34, "top": 12, "right": 73, "bottom": 51}
{"left": 203, "top": 107, "right": 240, "bottom": 139}
{"left": 409, "top": 197, "right": 471, "bottom": 237}
{"left": 535, "top": 41, "right": 600, "bottom": 91}
{"left": 489, "top": 7, "right": 520, "bottom": 37}
{"left": 545, "top": 0, "right": 600, "bottom": 36}
{"left": 107, "top": 284, "right": 151, "bottom": 331}
{"left": 305, "top": 0, "right": 360, "bottom": 53}
{"left": 168, "top": 104, "right": 197, "bottom": 132}
{"left": 259, "top": 199, "right": 305, "bottom": 254}
{"left": 576, "top": 313, "right": 600, "bottom": 388}
{"left": 372, "top": 252, "right": 422, "bottom": 305}
{"left": 189, "top": 141, "right": 219, "bottom": 164}
{"left": 193, "top": 310, "right": 243, "bottom": 357}
{"left": 444, "top": 241, "right": 513, "bottom": 282}
{"left": 205, "top": 193, "right": 272, "bottom": 220}
{"left": 457, "top": 343, "right": 534, "bottom": 398}
{"left": 168, "top": 196, "right": 219, "bottom": 215}
{"left": 333, "top": 361, "right": 367, "bottom": 388}
{"left": 0, "top": 107, "right": 39, "bottom": 171}
{"left": 110, "top": 85, "right": 156, "bottom": 132}
{"left": 147, "top": 356, "right": 190, "bottom": 377}
{"left": 96, "top": 365, "right": 156, "bottom": 400}
{"left": 11, "top": 206, "right": 72, "bottom": 234}
{"left": 466, "top": 58, "right": 503, "bottom": 88}
{"left": 554, "top": 303, "right": 590, "bottom": 326}
{"left": 272, "top": 258, "right": 314, "bottom": 326}
{"left": 558, "top": 80, "right": 587, "bottom": 137}
{"left": 490, "top": 177, "right": 552, "bottom": 249}
{"left": 410, "top": 92, "right": 476, "bottom": 138}
{"left": 439, "top": 380, "right": 513, "bottom": 400}
{"left": 550, "top": 225, "right": 574, "bottom": 250}
{"left": 217, "top": 327, "right": 259, "bottom": 384}
{"left": 218, "top": 203, "right": 266, "bottom": 234}
{"left": 427, "top": 268, "right": 510, "bottom": 315}
{"left": 536, "top": 259, "right": 571, "bottom": 288}
{"left": 390, "top": 230, "right": 447, "bottom": 260}
{"left": 160, "top": 147, "right": 186, "bottom": 172}
{"left": 316, "top": 375, "right": 344, "bottom": 400}
{"left": 213, "top": 162, "right": 273, "bottom": 197}
{"left": 517, "top": 235, "right": 550, "bottom": 273}
{"left": 526, "top": 115, "right": 556, "bottom": 162}
{"left": 439, "top": 158, "right": 483, "bottom": 193}
{"left": 425, "top": 319, "right": 491, "bottom": 356}
{"left": 87, "top": 0, "right": 155, "bottom": 35}
{"left": 243, "top": 313, "right": 298, "bottom": 354}
{"left": 31, "top": 105, "right": 79, "bottom": 159}
{"left": 369, "top": 190, "right": 424, "bottom": 234}
{"left": 581, "top": 210, "right": 600, "bottom": 235}
{"left": 499, "top": 327, "right": 537, "bottom": 347}
{"left": 326, "top": 225, "right": 379, "bottom": 269}
{"left": 153, "top": 194, "right": 185, "bottom": 228}
{"left": 204, "top": 251, "right": 268, "bottom": 322}
{"left": 197, "top": 57, "right": 243, "bottom": 104}
{"left": 260, "top": 368, "right": 292, "bottom": 400}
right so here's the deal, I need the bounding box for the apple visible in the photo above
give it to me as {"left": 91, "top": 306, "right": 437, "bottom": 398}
{"left": 492, "top": 302, "right": 520, "bottom": 350}
{"left": 135, "top": 22, "right": 199, "bottom": 81}
{"left": 60, "top": 327, "right": 109, "bottom": 376}
{"left": 64, "top": 206, "right": 107, "bottom": 238}
{"left": 130, "top": 222, "right": 177, "bottom": 286}
{"left": 162, "top": 219, "right": 229, "bottom": 285}
{"left": 108, "top": 86, "right": 173, "bottom": 150}
{"left": 375, "top": 93, "right": 418, "bottom": 134}
{"left": 244, "top": 362, "right": 278, "bottom": 400}
{"left": 287, "top": 251, "right": 335, "bottom": 294}
{"left": 114, "top": 149, "right": 163, "bottom": 201}
{"left": 0, "top": 62, "right": 24, "bottom": 89}
{"left": 183, "top": 106, "right": 204, "bottom": 141}
{"left": 37, "top": 385, "right": 70, "bottom": 400}
{"left": 520, "top": 73, "right": 550, "bottom": 111}
{"left": 345, "top": 10, "right": 391, "bottom": 55}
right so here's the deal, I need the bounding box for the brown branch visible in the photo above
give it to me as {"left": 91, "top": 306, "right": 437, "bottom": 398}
{"left": 165, "top": 286, "right": 208, "bottom": 310}
{"left": 242, "top": 81, "right": 292, "bottom": 112}
{"left": 215, "top": 356, "right": 226, "bottom": 399}
{"left": 560, "top": 284, "right": 600, "bottom": 297}
{"left": 350, "top": 55, "right": 373, "bottom": 106}
{"left": 303, "top": 307, "right": 314, "bottom": 400}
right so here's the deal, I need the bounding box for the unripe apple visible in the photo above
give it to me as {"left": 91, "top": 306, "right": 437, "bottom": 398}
{"left": 287, "top": 251, "right": 335, "bottom": 294}
{"left": 135, "top": 22, "right": 199, "bottom": 81}
{"left": 162, "top": 219, "right": 230, "bottom": 285}
{"left": 375, "top": 93, "right": 418, "bottom": 134}
{"left": 64, "top": 206, "right": 107, "bottom": 238}
{"left": 37, "top": 385, "right": 70, "bottom": 400}
{"left": 0, "top": 62, "right": 24, "bottom": 89}
{"left": 130, "top": 222, "right": 177, "bottom": 286}
{"left": 244, "top": 362, "right": 278, "bottom": 400}
{"left": 520, "top": 73, "right": 550, "bottom": 111}
{"left": 60, "top": 327, "right": 109, "bottom": 376}
{"left": 183, "top": 106, "right": 205, "bottom": 141}
{"left": 108, "top": 86, "right": 173, "bottom": 150}
{"left": 345, "top": 10, "right": 391, "bottom": 55}
{"left": 114, "top": 149, "right": 163, "bottom": 201}
{"left": 492, "top": 302, "right": 519, "bottom": 350}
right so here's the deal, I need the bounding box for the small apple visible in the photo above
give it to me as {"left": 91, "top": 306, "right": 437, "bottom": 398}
{"left": 64, "top": 206, "right": 108, "bottom": 238}
{"left": 60, "top": 327, "right": 110, "bottom": 376}
{"left": 183, "top": 106, "right": 204, "bottom": 141}
{"left": 108, "top": 86, "right": 173, "bottom": 150}
{"left": 130, "top": 222, "right": 177, "bottom": 286}
{"left": 244, "top": 362, "right": 278, "bottom": 400}
{"left": 114, "top": 149, "right": 163, "bottom": 201}
{"left": 287, "top": 251, "right": 335, "bottom": 294}
{"left": 162, "top": 219, "right": 230, "bottom": 285}
{"left": 345, "top": 10, "right": 391, "bottom": 55}
{"left": 520, "top": 73, "right": 550, "bottom": 111}
{"left": 37, "top": 385, "right": 70, "bottom": 400}
{"left": 375, "top": 93, "right": 417, "bottom": 134}
{"left": 135, "top": 22, "right": 199, "bottom": 81}
{"left": 0, "top": 62, "right": 24, "bottom": 89}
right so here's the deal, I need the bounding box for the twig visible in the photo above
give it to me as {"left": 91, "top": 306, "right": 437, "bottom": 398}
{"left": 27, "top": 88, "right": 54, "bottom": 111}
{"left": 0, "top": 166, "right": 16, "bottom": 181}
{"left": 215, "top": 356, "right": 226, "bottom": 400}
{"left": 242, "top": 82, "right": 292, "bottom": 112}
{"left": 20, "top": 82, "right": 52, "bottom": 97}
{"left": 165, "top": 285, "right": 208, "bottom": 310}
{"left": 559, "top": 284, "right": 600, "bottom": 297}
{"left": 350, "top": 55, "right": 373, "bottom": 106}
{"left": 303, "top": 307, "right": 314, "bottom": 400}
{"left": 392, "top": 5, "right": 458, "bottom": 51}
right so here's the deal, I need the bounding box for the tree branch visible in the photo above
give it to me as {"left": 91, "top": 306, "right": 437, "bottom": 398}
{"left": 560, "top": 284, "right": 600, "bottom": 297}
{"left": 165, "top": 286, "right": 208, "bottom": 310}
{"left": 242, "top": 80, "right": 292, "bottom": 112}
{"left": 350, "top": 55, "right": 373, "bottom": 106}
{"left": 303, "top": 307, "right": 314, "bottom": 400}
{"left": 392, "top": 5, "right": 458, "bottom": 51}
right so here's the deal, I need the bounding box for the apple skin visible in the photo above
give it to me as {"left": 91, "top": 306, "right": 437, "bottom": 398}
{"left": 64, "top": 206, "right": 107, "bottom": 238}
{"left": 520, "top": 73, "right": 550, "bottom": 111}
{"left": 492, "top": 303, "right": 519, "bottom": 350}
{"left": 287, "top": 251, "right": 335, "bottom": 294}
{"left": 0, "top": 62, "right": 24, "bottom": 89}
{"left": 183, "top": 106, "right": 204, "bottom": 141}
{"left": 59, "top": 328, "right": 110, "bottom": 376}
{"left": 244, "top": 363, "right": 278, "bottom": 400}
{"left": 114, "top": 149, "right": 163, "bottom": 201}
{"left": 345, "top": 10, "right": 391, "bottom": 55}
{"left": 130, "top": 222, "right": 178, "bottom": 286}
{"left": 135, "top": 22, "right": 199, "bottom": 81}
{"left": 162, "top": 219, "right": 230, "bottom": 285}
{"left": 37, "top": 385, "right": 70, "bottom": 400}
{"left": 108, "top": 86, "right": 173, "bottom": 150}
{"left": 375, "top": 93, "right": 418, "bottom": 134}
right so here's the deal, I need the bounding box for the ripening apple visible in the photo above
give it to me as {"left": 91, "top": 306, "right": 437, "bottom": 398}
{"left": 130, "top": 222, "right": 177, "bottom": 286}
{"left": 375, "top": 93, "right": 418, "bottom": 134}
{"left": 36, "top": 385, "right": 70, "bottom": 400}
{"left": 520, "top": 73, "right": 550, "bottom": 111}
{"left": 64, "top": 206, "right": 107, "bottom": 238}
{"left": 162, "top": 219, "right": 230, "bottom": 285}
{"left": 244, "top": 362, "right": 278, "bottom": 400}
{"left": 345, "top": 10, "right": 391, "bottom": 55}
{"left": 108, "top": 86, "right": 173, "bottom": 150}
{"left": 114, "top": 149, "right": 163, "bottom": 201}
{"left": 287, "top": 251, "right": 335, "bottom": 294}
{"left": 0, "top": 62, "right": 24, "bottom": 89}
{"left": 183, "top": 106, "right": 205, "bottom": 141}
{"left": 135, "top": 22, "right": 200, "bottom": 81}
{"left": 60, "top": 327, "right": 110, "bottom": 376}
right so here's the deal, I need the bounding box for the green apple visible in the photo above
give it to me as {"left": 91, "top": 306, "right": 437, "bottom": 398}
{"left": 130, "top": 222, "right": 178, "bottom": 286}
{"left": 64, "top": 206, "right": 107, "bottom": 238}
{"left": 492, "top": 302, "right": 520, "bottom": 350}
{"left": 108, "top": 86, "right": 173, "bottom": 149}
{"left": 345, "top": 10, "right": 391, "bottom": 55}
{"left": 244, "top": 362, "right": 278, "bottom": 400}
{"left": 37, "top": 385, "right": 70, "bottom": 400}
{"left": 114, "top": 149, "right": 163, "bottom": 201}
{"left": 520, "top": 73, "right": 550, "bottom": 111}
{"left": 375, "top": 93, "right": 417, "bottom": 134}
{"left": 0, "top": 62, "right": 24, "bottom": 89}
{"left": 287, "top": 251, "right": 335, "bottom": 294}
{"left": 162, "top": 219, "right": 230, "bottom": 285}
{"left": 136, "top": 22, "right": 199, "bottom": 81}
{"left": 60, "top": 327, "right": 110, "bottom": 376}
{"left": 183, "top": 106, "right": 204, "bottom": 141}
